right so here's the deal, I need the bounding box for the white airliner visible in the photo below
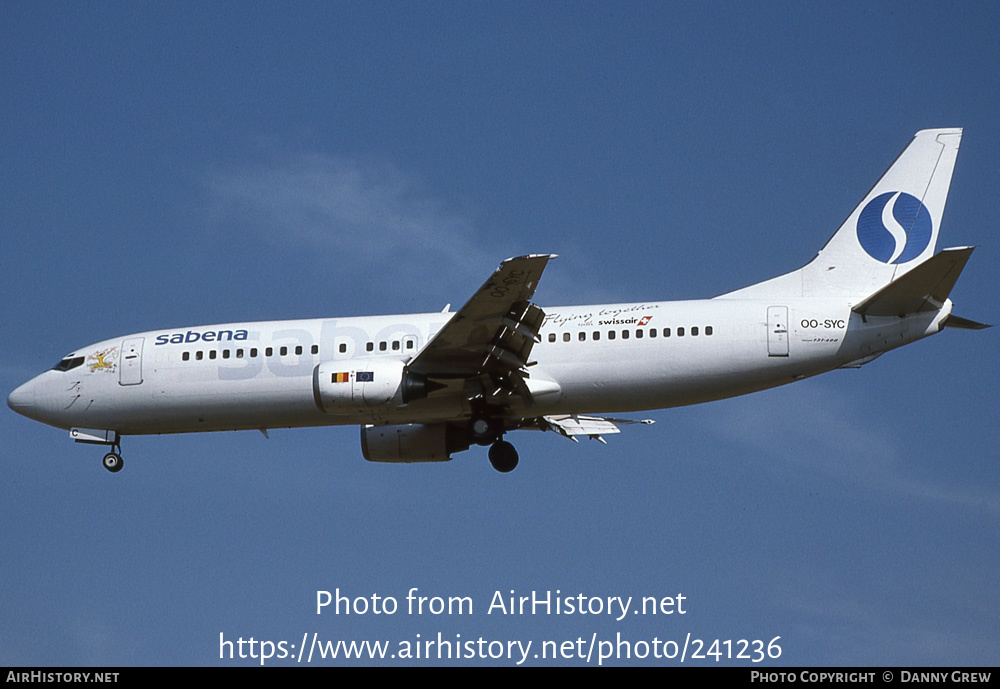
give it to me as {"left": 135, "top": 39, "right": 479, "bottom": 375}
{"left": 8, "top": 129, "right": 987, "bottom": 473}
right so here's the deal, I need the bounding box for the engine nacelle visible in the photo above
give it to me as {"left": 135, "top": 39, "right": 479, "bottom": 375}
{"left": 313, "top": 358, "right": 433, "bottom": 413}
{"left": 360, "top": 423, "right": 470, "bottom": 463}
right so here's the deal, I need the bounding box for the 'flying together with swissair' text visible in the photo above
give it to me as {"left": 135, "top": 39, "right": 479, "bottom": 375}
{"left": 8, "top": 129, "right": 987, "bottom": 473}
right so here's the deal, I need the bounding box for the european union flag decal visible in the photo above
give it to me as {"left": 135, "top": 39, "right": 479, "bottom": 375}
{"left": 356, "top": 371, "right": 374, "bottom": 382}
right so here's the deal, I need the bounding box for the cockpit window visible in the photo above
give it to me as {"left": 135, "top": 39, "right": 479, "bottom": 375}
{"left": 52, "top": 356, "right": 85, "bottom": 372}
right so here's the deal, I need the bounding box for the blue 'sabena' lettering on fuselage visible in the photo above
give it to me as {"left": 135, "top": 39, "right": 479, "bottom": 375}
{"left": 154, "top": 329, "right": 249, "bottom": 346}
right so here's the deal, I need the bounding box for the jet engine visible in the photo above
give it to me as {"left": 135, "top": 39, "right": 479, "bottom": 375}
{"left": 313, "top": 359, "right": 439, "bottom": 413}
{"left": 360, "top": 423, "right": 471, "bottom": 463}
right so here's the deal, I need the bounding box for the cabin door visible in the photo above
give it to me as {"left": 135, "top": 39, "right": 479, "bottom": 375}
{"left": 767, "top": 306, "right": 789, "bottom": 357}
{"left": 120, "top": 337, "right": 145, "bottom": 385}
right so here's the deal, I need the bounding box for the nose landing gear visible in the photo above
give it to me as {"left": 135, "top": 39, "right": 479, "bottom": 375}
{"left": 69, "top": 429, "right": 124, "bottom": 473}
{"left": 102, "top": 453, "right": 123, "bottom": 472}
{"left": 102, "top": 443, "right": 124, "bottom": 473}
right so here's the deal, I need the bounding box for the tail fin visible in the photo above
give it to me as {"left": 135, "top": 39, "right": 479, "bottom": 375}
{"left": 806, "top": 128, "right": 962, "bottom": 297}
{"left": 720, "top": 129, "right": 963, "bottom": 300}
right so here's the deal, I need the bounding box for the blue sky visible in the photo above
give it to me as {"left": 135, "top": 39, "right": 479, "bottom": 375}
{"left": 2, "top": 2, "right": 997, "bottom": 666}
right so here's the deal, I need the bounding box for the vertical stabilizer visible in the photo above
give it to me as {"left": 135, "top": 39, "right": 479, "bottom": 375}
{"left": 719, "top": 129, "right": 962, "bottom": 300}
{"left": 803, "top": 128, "right": 962, "bottom": 297}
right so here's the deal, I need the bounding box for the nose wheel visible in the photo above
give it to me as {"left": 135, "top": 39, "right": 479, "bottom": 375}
{"left": 102, "top": 444, "right": 124, "bottom": 473}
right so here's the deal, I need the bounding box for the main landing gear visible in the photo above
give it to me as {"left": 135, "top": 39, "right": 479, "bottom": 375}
{"left": 468, "top": 412, "right": 519, "bottom": 473}
{"left": 102, "top": 443, "right": 124, "bottom": 473}
{"left": 488, "top": 440, "right": 519, "bottom": 473}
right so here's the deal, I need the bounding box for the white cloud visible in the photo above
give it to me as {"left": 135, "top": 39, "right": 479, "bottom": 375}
{"left": 199, "top": 148, "right": 634, "bottom": 311}
{"left": 698, "top": 383, "right": 1000, "bottom": 516}
{"left": 204, "top": 151, "right": 496, "bottom": 288}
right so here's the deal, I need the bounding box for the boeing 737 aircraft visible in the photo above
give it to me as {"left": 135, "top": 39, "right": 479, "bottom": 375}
{"left": 7, "top": 129, "right": 988, "bottom": 473}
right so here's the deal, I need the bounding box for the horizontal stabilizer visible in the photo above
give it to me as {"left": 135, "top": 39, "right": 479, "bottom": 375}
{"left": 852, "top": 247, "right": 974, "bottom": 318}
{"left": 943, "top": 314, "right": 990, "bottom": 330}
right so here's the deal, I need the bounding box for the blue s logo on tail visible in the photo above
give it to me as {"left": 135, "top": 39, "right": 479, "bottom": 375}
{"left": 856, "top": 191, "right": 933, "bottom": 264}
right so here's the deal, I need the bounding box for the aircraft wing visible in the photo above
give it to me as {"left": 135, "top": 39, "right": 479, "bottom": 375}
{"left": 407, "top": 254, "right": 556, "bottom": 381}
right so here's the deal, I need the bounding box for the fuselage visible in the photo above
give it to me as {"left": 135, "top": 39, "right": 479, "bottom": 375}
{"left": 7, "top": 295, "right": 949, "bottom": 438}
{"left": 8, "top": 128, "right": 987, "bottom": 472}
{"left": 6, "top": 129, "right": 977, "bottom": 474}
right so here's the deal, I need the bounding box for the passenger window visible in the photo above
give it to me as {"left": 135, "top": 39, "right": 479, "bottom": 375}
{"left": 209, "top": 350, "right": 217, "bottom": 360}
{"left": 182, "top": 352, "right": 190, "bottom": 362}
{"left": 563, "top": 332, "right": 570, "bottom": 342}
{"left": 706, "top": 326, "right": 713, "bottom": 336}
{"left": 649, "top": 328, "right": 657, "bottom": 338}
{"left": 236, "top": 349, "right": 243, "bottom": 358}
{"left": 266, "top": 347, "right": 273, "bottom": 357}
{"left": 593, "top": 331, "right": 600, "bottom": 341}
{"left": 295, "top": 345, "right": 303, "bottom": 355}
{"left": 222, "top": 350, "right": 230, "bottom": 359}
{"left": 339, "top": 343, "right": 347, "bottom": 354}
{"left": 196, "top": 351, "right": 203, "bottom": 360}
{"left": 406, "top": 339, "right": 415, "bottom": 350}
{"left": 578, "top": 332, "right": 586, "bottom": 342}
{"left": 678, "top": 327, "right": 685, "bottom": 337}
{"left": 692, "top": 326, "right": 699, "bottom": 336}
{"left": 622, "top": 330, "right": 629, "bottom": 340}
{"left": 250, "top": 348, "right": 258, "bottom": 358}
{"left": 663, "top": 328, "right": 671, "bottom": 338}
{"left": 392, "top": 341, "right": 400, "bottom": 351}
{"left": 608, "top": 331, "right": 616, "bottom": 340}
{"left": 379, "top": 341, "right": 387, "bottom": 352}
{"left": 366, "top": 342, "right": 374, "bottom": 352}
{"left": 636, "top": 329, "right": 643, "bottom": 339}
{"left": 311, "top": 344, "right": 319, "bottom": 355}
{"left": 280, "top": 346, "right": 288, "bottom": 356}
{"left": 548, "top": 333, "right": 556, "bottom": 343}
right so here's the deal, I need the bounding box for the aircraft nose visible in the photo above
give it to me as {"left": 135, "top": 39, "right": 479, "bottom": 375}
{"left": 8, "top": 380, "right": 37, "bottom": 414}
